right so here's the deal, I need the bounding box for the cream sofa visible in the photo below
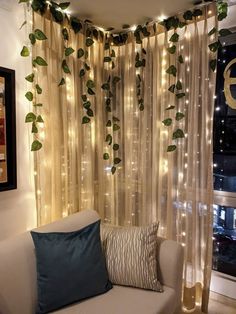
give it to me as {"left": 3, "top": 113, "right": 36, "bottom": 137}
{"left": 0, "top": 209, "right": 184, "bottom": 314}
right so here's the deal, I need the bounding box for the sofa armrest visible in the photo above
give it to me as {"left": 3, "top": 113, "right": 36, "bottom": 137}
{"left": 157, "top": 238, "right": 184, "bottom": 309}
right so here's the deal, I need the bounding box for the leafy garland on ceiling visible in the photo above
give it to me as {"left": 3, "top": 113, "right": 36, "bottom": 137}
{"left": 19, "top": 0, "right": 230, "bottom": 171}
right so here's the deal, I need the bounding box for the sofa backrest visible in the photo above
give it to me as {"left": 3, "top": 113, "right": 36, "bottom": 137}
{"left": 0, "top": 209, "right": 100, "bottom": 314}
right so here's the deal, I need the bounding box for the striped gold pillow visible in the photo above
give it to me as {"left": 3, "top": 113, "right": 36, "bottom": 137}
{"left": 100, "top": 223, "right": 163, "bottom": 292}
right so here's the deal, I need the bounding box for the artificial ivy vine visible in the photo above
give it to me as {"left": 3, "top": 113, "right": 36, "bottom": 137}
{"left": 19, "top": 0, "right": 230, "bottom": 157}
{"left": 102, "top": 38, "right": 122, "bottom": 174}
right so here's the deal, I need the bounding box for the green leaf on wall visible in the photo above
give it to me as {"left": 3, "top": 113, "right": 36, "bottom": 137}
{"left": 87, "top": 88, "right": 95, "bottom": 95}
{"left": 183, "top": 10, "right": 193, "bottom": 21}
{"left": 65, "top": 47, "right": 75, "bottom": 56}
{"left": 83, "top": 101, "right": 91, "bottom": 109}
{"left": 34, "top": 56, "right": 48, "bottom": 66}
{"left": 29, "top": 33, "right": 36, "bottom": 45}
{"left": 31, "top": 140, "right": 42, "bottom": 151}
{"left": 25, "top": 112, "right": 36, "bottom": 122}
{"left": 162, "top": 118, "right": 172, "bottom": 126}
{"left": 114, "top": 157, "right": 121, "bottom": 165}
{"left": 25, "top": 73, "right": 34, "bottom": 83}
{"left": 166, "top": 65, "right": 177, "bottom": 77}
{"left": 178, "top": 55, "right": 184, "bottom": 64}
{"left": 176, "top": 93, "right": 186, "bottom": 99}
{"left": 81, "top": 94, "right": 87, "bottom": 102}
{"left": 59, "top": 2, "right": 70, "bottom": 10}
{"left": 113, "top": 124, "right": 120, "bottom": 131}
{"left": 104, "top": 56, "right": 112, "bottom": 62}
{"left": 21, "top": 46, "right": 30, "bottom": 57}
{"left": 112, "top": 76, "right": 121, "bottom": 84}
{"left": 167, "top": 45, "right": 176, "bottom": 54}
{"left": 62, "top": 28, "right": 69, "bottom": 40}
{"left": 34, "top": 29, "right": 47, "bottom": 40}
{"left": 25, "top": 91, "right": 33, "bottom": 101}
{"left": 86, "top": 79, "right": 95, "bottom": 89}
{"left": 106, "top": 120, "right": 112, "bottom": 127}
{"left": 77, "top": 48, "right": 84, "bottom": 58}
{"left": 106, "top": 134, "right": 112, "bottom": 145}
{"left": 111, "top": 166, "right": 116, "bottom": 174}
{"left": 167, "top": 145, "right": 177, "bottom": 152}
{"left": 86, "top": 108, "right": 94, "bottom": 117}
{"left": 173, "top": 129, "right": 185, "bottom": 139}
{"left": 208, "top": 41, "right": 220, "bottom": 53}
{"left": 176, "top": 80, "right": 182, "bottom": 90}
{"left": 103, "top": 153, "right": 110, "bottom": 160}
{"left": 208, "top": 27, "right": 217, "bottom": 36}
{"left": 219, "top": 29, "right": 232, "bottom": 37}
{"left": 209, "top": 59, "right": 217, "bottom": 72}
{"left": 113, "top": 144, "right": 119, "bottom": 151}
{"left": 166, "top": 105, "right": 175, "bottom": 110}
{"left": 58, "top": 78, "right": 65, "bottom": 86}
{"left": 176, "top": 112, "right": 185, "bottom": 121}
{"left": 79, "top": 69, "right": 85, "bottom": 77}
{"left": 86, "top": 37, "right": 94, "bottom": 47}
{"left": 36, "top": 115, "right": 44, "bottom": 123}
{"left": 82, "top": 116, "right": 91, "bottom": 124}
{"left": 31, "top": 122, "right": 38, "bottom": 134}
{"left": 62, "top": 59, "right": 71, "bottom": 73}
{"left": 36, "top": 84, "right": 42, "bottom": 94}
{"left": 169, "top": 33, "right": 179, "bottom": 42}
{"left": 70, "top": 17, "right": 82, "bottom": 33}
{"left": 168, "top": 84, "right": 175, "bottom": 93}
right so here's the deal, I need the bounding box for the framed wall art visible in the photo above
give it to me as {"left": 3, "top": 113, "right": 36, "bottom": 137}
{"left": 0, "top": 66, "right": 16, "bottom": 191}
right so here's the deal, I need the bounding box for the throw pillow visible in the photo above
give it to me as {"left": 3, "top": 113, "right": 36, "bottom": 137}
{"left": 31, "top": 220, "right": 112, "bottom": 314}
{"left": 100, "top": 223, "right": 163, "bottom": 292}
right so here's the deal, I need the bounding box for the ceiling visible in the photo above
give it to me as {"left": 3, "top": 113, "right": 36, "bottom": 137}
{"left": 68, "top": 0, "right": 195, "bottom": 31}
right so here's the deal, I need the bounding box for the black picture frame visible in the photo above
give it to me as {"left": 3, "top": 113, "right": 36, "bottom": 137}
{"left": 0, "top": 66, "right": 17, "bottom": 191}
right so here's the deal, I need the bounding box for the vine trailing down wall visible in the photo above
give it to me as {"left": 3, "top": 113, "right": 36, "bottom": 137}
{"left": 19, "top": 0, "right": 230, "bottom": 174}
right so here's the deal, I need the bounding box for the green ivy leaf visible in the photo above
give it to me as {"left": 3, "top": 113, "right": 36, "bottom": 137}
{"left": 34, "top": 29, "right": 47, "bottom": 40}
{"left": 36, "top": 115, "right": 44, "bottom": 123}
{"left": 70, "top": 17, "right": 82, "bottom": 33}
{"left": 19, "top": 0, "right": 29, "bottom": 4}
{"left": 101, "top": 83, "right": 110, "bottom": 90}
{"left": 113, "top": 124, "right": 120, "bottom": 131}
{"left": 166, "top": 105, "right": 175, "bottom": 110}
{"left": 114, "top": 157, "right": 121, "bottom": 165}
{"left": 111, "top": 166, "right": 116, "bottom": 175}
{"left": 173, "top": 129, "right": 185, "bottom": 139}
{"left": 178, "top": 55, "right": 184, "bottom": 64}
{"left": 176, "top": 93, "right": 186, "bottom": 99}
{"left": 59, "top": 2, "right": 70, "bottom": 10}
{"left": 34, "top": 56, "right": 48, "bottom": 66}
{"left": 50, "top": 6, "right": 64, "bottom": 23}
{"left": 193, "top": 9, "right": 202, "bottom": 17}
{"left": 166, "top": 65, "right": 177, "bottom": 77}
{"left": 208, "top": 41, "right": 220, "bottom": 53}
{"left": 31, "top": 140, "right": 42, "bottom": 151}
{"left": 178, "top": 21, "right": 187, "bottom": 28}
{"left": 112, "top": 61, "right": 115, "bottom": 69}
{"left": 82, "top": 116, "right": 91, "bottom": 124}
{"left": 104, "top": 42, "right": 110, "bottom": 50}
{"left": 20, "top": 46, "right": 30, "bottom": 57}
{"left": 209, "top": 59, "right": 217, "bottom": 72}
{"left": 103, "top": 153, "right": 110, "bottom": 160}
{"left": 176, "top": 80, "right": 182, "bottom": 90}
{"left": 83, "top": 101, "right": 91, "bottom": 109}
{"left": 62, "top": 59, "right": 71, "bottom": 74}
{"left": 169, "top": 33, "right": 179, "bottom": 42}
{"left": 112, "top": 76, "right": 121, "bottom": 84}
{"left": 218, "top": 12, "right": 227, "bottom": 21}
{"left": 176, "top": 112, "right": 185, "bottom": 121}
{"left": 35, "top": 84, "right": 42, "bottom": 94}
{"left": 86, "top": 37, "right": 94, "bottom": 47}
{"left": 29, "top": 33, "right": 36, "bottom": 45}
{"left": 25, "top": 112, "right": 36, "bottom": 122}
{"left": 167, "top": 145, "right": 177, "bottom": 152}
{"left": 217, "top": 2, "right": 228, "bottom": 21}
{"left": 62, "top": 28, "right": 69, "bottom": 40}
{"left": 183, "top": 10, "right": 193, "bottom": 21}
{"left": 106, "top": 98, "right": 111, "bottom": 106}
{"left": 33, "top": 103, "right": 43, "bottom": 107}
{"left": 87, "top": 88, "right": 95, "bottom": 95}
{"left": 58, "top": 78, "right": 65, "bottom": 86}
{"left": 31, "top": 122, "right": 38, "bottom": 133}
{"left": 81, "top": 94, "right": 87, "bottom": 102}
{"left": 79, "top": 69, "right": 85, "bottom": 77}
{"left": 208, "top": 27, "right": 217, "bottom": 36}
{"left": 25, "top": 91, "right": 33, "bottom": 101}
{"left": 168, "top": 84, "right": 175, "bottom": 93}
{"left": 77, "top": 48, "right": 84, "bottom": 58}
{"left": 106, "top": 120, "right": 112, "bottom": 127}
{"left": 219, "top": 29, "right": 232, "bottom": 37}
{"left": 106, "top": 106, "right": 111, "bottom": 112}
{"left": 106, "top": 134, "right": 112, "bottom": 145}
{"left": 162, "top": 118, "right": 172, "bottom": 126}
{"left": 113, "top": 144, "right": 119, "bottom": 151}
{"left": 25, "top": 73, "right": 34, "bottom": 83}
{"left": 142, "top": 48, "right": 147, "bottom": 55}
{"left": 111, "top": 49, "right": 116, "bottom": 58}
{"left": 112, "top": 116, "right": 120, "bottom": 122}
{"left": 87, "top": 108, "right": 94, "bottom": 117}
{"left": 84, "top": 63, "right": 90, "bottom": 71}
{"left": 65, "top": 47, "right": 75, "bottom": 56}
{"left": 104, "top": 56, "right": 112, "bottom": 62}
{"left": 86, "top": 79, "right": 95, "bottom": 89}
{"left": 167, "top": 45, "right": 176, "bottom": 54}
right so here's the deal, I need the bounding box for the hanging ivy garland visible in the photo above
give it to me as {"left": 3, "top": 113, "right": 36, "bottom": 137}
{"left": 19, "top": 0, "right": 230, "bottom": 158}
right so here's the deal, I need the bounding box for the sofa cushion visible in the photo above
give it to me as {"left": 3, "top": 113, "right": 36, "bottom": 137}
{"left": 51, "top": 285, "right": 177, "bottom": 314}
{"left": 100, "top": 224, "right": 163, "bottom": 292}
{"left": 31, "top": 220, "right": 112, "bottom": 314}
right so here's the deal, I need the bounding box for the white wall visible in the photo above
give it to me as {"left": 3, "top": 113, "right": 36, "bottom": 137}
{"left": 0, "top": 1, "right": 36, "bottom": 240}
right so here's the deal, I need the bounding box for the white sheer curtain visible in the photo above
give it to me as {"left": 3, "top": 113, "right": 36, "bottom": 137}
{"left": 32, "top": 4, "right": 217, "bottom": 312}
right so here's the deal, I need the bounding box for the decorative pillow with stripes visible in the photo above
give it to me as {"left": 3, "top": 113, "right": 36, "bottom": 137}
{"left": 100, "top": 223, "right": 163, "bottom": 292}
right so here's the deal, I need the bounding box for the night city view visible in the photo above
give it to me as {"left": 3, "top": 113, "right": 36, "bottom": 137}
{"left": 213, "top": 42, "right": 236, "bottom": 277}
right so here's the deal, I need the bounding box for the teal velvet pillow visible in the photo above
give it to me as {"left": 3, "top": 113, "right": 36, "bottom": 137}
{"left": 31, "top": 220, "right": 112, "bottom": 314}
